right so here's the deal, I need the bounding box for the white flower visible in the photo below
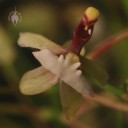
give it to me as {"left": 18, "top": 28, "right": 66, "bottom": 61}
{"left": 18, "top": 7, "right": 100, "bottom": 118}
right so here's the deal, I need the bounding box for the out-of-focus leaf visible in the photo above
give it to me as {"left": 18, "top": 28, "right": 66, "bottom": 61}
{"left": 75, "top": 107, "right": 101, "bottom": 128}
{"left": 16, "top": 4, "right": 59, "bottom": 37}
{"left": 121, "top": 0, "right": 128, "bottom": 15}
{"left": 18, "top": 32, "right": 65, "bottom": 54}
{"left": 60, "top": 81, "right": 84, "bottom": 119}
{"left": 80, "top": 56, "right": 109, "bottom": 85}
{"left": 123, "top": 79, "right": 128, "bottom": 93}
{"left": 38, "top": 108, "right": 59, "bottom": 121}
{"left": 20, "top": 66, "right": 58, "bottom": 95}
{"left": 0, "top": 117, "right": 23, "bottom": 128}
{"left": 0, "top": 24, "right": 16, "bottom": 65}
{"left": 64, "top": 4, "right": 86, "bottom": 30}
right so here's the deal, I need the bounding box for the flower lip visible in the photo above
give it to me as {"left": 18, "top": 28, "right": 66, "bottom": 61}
{"left": 33, "top": 49, "right": 92, "bottom": 95}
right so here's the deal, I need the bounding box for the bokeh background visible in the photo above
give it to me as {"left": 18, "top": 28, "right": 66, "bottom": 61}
{"left": 0, "top": 0, "right": 128, "bottom": 128}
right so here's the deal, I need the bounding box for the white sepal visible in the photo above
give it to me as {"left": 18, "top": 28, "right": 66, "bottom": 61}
{"left": 18, "top": 32, "right": 65, "bottom": 54}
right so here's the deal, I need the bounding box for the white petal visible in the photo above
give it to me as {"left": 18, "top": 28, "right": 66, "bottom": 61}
{"left": 33, "top": 49, "right": 62, "bottom": 76}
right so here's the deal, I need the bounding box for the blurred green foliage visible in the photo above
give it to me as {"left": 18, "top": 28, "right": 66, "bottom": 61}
{"left": 0, "top": 0, "right": 128, "bottom": 128}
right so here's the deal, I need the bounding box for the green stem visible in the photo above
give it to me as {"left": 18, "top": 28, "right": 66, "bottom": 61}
{"left": 86, "top": 29, "right": 128, "bottom": 60}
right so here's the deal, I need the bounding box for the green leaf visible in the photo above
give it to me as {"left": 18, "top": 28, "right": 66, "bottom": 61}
{"left": 19, "top": 66, "right": 58, "bottom": 95}
{"left": 60, "top": 81, "right": 84, "bottom": 119}
{"left": 80, "top": 56, "right": 109, "bottom": 85}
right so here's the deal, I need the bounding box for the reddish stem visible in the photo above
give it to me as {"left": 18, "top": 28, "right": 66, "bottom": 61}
{"left": 86, "top": 29, "right": 128, "bottom": 60}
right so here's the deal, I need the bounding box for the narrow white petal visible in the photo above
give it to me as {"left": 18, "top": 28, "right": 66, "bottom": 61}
{"left": 64, "top": 54, "right": 71, "bottom": 66}
{"left": 58, "top": 54, "right": 64, "bottom": 63}
{"left": 71, "top": 62, "right": 81, "bottom": 70}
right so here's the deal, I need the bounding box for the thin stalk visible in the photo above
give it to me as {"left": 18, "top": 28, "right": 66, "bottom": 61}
{"left": 85, "top": 94, "right": 128, "bottom": 112}
{"left": 86, "top": 29, "right": 128, "bottom": 60}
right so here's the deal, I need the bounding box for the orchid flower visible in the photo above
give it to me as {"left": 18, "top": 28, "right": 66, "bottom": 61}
{"left": 18, "top": 7, "right": 101, "bottom": 118}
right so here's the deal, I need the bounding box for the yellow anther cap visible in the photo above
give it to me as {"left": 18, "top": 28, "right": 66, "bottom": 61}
{"left": 85, "top": 7, "right": 100, "bottom": 22}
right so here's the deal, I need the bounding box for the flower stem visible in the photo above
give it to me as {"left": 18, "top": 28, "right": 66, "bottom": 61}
{"left": 85, "top": 93, "right": 128, "bottom": 112}
{"left": 86, "top": 29, "right": 128, "bottom": 60}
